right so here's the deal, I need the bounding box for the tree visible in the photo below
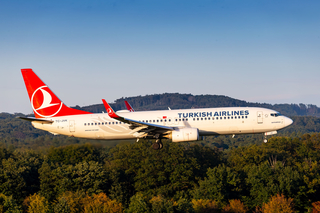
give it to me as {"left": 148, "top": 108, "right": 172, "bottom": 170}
{"left": 126, "top": 193, "right": 150, "bottom": 213}
{"left": 312, "top": 201, "right": 320, "bottom": 213}
{"left": 82, "top": 193, "right": 123, "bottom": 213}
{"left": 106, "top": 141, "right": 199, "bottom": 204}
{"left": 0, "top": 193, "right": 22, "bottom": 213}
{"left": 191, "top": 199, "right": 219, "bottom": 213}
{"left": 149, "top": 195, "right": 175, "bottom": 213}
{"left": 40, "top": 160, "right": 108, "bottom": 202}
{"left": 54, "top": 191, "right": 84, "bottom": 213}
{"left": 244, "top": 162, "right": 301, "bottom": 209}
{"left": 262, "top": 194, "right": 295, "bottom": 213}
{"left": 192, "top": 164, "right": 241, "bottom": 204}
{"left": 222, "top": 199, "right": 247, "bottom": 213}
{"left": 23, "top": 193, "right": 49, "bottom": 213}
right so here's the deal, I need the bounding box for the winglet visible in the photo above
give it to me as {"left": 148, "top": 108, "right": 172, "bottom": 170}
{"left": 124, "top": 100, "right": 135, "bottom": 112}
{"left": 102, "top": 99, "right": 121, "bottom": 119}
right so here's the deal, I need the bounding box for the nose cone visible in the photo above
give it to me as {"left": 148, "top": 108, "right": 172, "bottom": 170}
{"left": 285, "top": 117, "right": 293, "bottom": 127}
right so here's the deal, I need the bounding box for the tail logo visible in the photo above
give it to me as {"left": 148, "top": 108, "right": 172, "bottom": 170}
{"left": 31, "top": 86, "right": 63, "bottom": 117}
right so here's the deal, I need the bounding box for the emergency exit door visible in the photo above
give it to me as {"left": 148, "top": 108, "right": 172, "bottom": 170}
{"left": 69, "top": 120, "right": 75, "bottom": 132}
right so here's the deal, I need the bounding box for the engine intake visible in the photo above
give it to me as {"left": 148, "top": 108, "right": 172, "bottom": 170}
{"left": 169, "top": 128, "right": 199, "bottom": 142}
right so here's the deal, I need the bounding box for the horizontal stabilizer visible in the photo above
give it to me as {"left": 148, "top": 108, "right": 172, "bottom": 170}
{"left": 17, "top": 116, "right": 54, "bottom": 124}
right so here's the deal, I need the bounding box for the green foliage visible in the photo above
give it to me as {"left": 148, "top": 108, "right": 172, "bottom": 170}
{"left": 106, "top": 140, "right": 199, "bottom": 204}
{"left": 53, "top": 197, "right": 70, "bottom": 213}
{"left": 126, "top": 193, "right": 150, "bottom": 213}
{"left": 244, "top": 162, "right": 301, "bottom": 209}
{"left": 39, "top": 160, "right": 108, "bottom": 202}
{"left": 0, "top": 193, "right": 22, "bottom": 213}
{"left": 192, "top": 164, "right": 242, "bottom": 204}
{"left": 47, "top": 143, "right": 104, "bottom": 165}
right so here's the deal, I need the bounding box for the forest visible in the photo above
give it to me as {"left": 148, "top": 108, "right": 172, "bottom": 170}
{"left": 1, "top": 93, "right": 320, "bottom": 212}
{"left": 76, "top": 93, "right": 320, "bottom": 117}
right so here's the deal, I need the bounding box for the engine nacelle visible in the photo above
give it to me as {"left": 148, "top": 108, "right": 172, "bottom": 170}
{"left": 169, "top": 128, "right": 200, "bottom": 142}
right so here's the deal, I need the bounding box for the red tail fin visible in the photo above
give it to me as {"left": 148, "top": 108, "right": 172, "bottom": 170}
{"left": 124, "top": 100, "right": 135, "bottom": 112}
{"left": 21, "top": 69, "right": 92, "bottom": 118}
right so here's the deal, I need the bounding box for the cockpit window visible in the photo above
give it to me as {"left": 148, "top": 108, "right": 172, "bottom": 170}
{"left": 270, "top": 113, "right": 282, "bottom": 117}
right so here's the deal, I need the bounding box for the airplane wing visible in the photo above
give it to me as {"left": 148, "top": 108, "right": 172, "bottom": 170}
{"left": 17, "top": 116, "right": 54, "bottom": 124}
{"left": 124, "top": 100, "right": 135, "bottom": 112}
{"left": 102, "top": 99, "right": 175, "bottom": 138}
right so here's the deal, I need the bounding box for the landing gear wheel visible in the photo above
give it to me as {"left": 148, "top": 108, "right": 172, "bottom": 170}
{"left": 152, "top": 143, "right": 160, "bottom": 150}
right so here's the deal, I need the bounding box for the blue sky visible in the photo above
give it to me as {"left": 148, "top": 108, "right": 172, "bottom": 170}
{"left": 1, "top": 0, "right": 320, "bottom": 114}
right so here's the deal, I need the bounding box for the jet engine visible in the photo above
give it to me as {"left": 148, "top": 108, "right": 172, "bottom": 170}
{"left": 169, "top": 128, "right": 200, "bottom": 142}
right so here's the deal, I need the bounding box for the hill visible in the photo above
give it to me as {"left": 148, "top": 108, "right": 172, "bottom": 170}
{"left": 74, "top": 93, "right": 320, "bottom": 117}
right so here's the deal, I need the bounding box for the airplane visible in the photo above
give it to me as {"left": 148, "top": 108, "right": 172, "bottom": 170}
{"left": 19, "top": 68, "right": 293, "bottom": 150}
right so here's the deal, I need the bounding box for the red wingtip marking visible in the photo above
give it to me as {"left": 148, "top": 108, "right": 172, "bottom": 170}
{"left": 124, "top": 100, "right": 135, "bottom": 112}
{"left": 102, "top": 99, "right": 120, "bottom": 118}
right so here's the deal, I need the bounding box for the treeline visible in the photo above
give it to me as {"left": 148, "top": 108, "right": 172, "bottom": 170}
{"left": 0, "top": 134, "right": 320, "bottom": 212}
{"left": 2, "top": 112, "right": 320, "bottom": 150}
{"left": 74, "top": 93, "right": 320, "bottom": 117}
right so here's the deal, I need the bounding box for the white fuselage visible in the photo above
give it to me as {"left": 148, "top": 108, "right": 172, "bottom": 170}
{"left": 31, "top": 107, "right": 293, "bottom": 141}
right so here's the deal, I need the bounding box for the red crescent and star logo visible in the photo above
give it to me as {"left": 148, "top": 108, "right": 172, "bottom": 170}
{"left": 31, "top": 86, "right": 63, "bottom": 117}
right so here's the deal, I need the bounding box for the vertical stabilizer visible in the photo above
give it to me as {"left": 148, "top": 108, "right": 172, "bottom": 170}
{"left": 21, "top": 69, "right": 92, "bottom": 118}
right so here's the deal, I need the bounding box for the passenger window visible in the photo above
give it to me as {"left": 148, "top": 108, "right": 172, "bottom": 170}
{"left": 186, "top": 118, "right": 188, "bottom": 121}
{"left": 112, "top": 122, "right": 114, "bottom": 124}
{"left": 228, "top": 117, "right": 230, "bottom": 119}
{"left": 95, "top": 123, "right": 97, "bottom": 125}
{"left": 242, "top": 116, "right": 244, "bottom": 119}
{"left": 98, "top": 123, "right": 100, "bottom": 125}
{"left": 193, "top": 118, "right": 195, "bottom": 121}
{"left": 245, "top": 116, "right": 247, "bottom": 118}
{"left": 157, "top": 120, "right": 159, "bottom": 122}
{"left": 169, "top": 119, "right": 171, "bottom": 122}
{"left": 179, "top": 119, "right": 181, "bottom": 121}
{"left": 153, "top": 120, "right": 155, "bottom": 122}
{"left": 224, "top": 117, "right": 226, "bottom": 119}
{"left": 160, "top": 120, "right": 163, "bottom": 122}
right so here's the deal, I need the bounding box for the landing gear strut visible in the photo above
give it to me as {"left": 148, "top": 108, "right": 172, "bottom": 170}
{"left": 152, "top": 139, "right": 163, "bottom": 150}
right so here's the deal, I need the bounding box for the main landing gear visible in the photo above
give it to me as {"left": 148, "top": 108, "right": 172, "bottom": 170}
{"left": 152, "top": 139, "right": 163, "bottom": 150}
